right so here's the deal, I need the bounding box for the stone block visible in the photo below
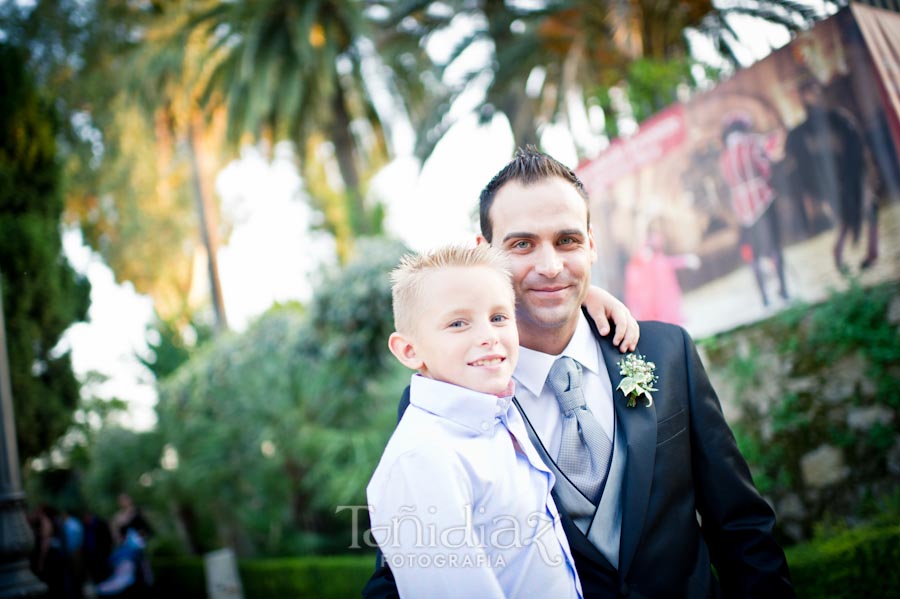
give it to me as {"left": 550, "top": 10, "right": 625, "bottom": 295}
{"left": 800, "top": 444, "right": 849, "bottom": 489}
{"left": 785, "top": 376, "right": 817, "bottom": 395}
{"left": 887, "top": 438, "right": 900, "bottom": 476}
{"left": 846, "top": 405, "right": 894, "bottom": 431}
{"left": 820, "top": 351, "right": 868, "bottom": 403}
{"left": 887, "top": 295, "right": 900, "bottom": 325}
{"left": 776, "top": 493, "right": 806, "bottom": 521}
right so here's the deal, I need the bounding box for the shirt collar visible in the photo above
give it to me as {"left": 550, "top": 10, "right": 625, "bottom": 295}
{"left": 514, "top": 313, "right": 600, "bottom": 397}
{"left": 409, "top": 374, "right": 517, "bottom": 434}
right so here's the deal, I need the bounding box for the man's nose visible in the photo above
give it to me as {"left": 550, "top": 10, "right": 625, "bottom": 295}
{"left": 534, "top": 245, "right": 563, "bottom": 277}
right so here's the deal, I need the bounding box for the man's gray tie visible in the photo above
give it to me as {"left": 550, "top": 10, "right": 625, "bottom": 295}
{"left": 547, "top": 356, "right": 612, "bottom": 503}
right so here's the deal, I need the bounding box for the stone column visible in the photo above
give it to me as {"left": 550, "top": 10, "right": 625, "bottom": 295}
{"left": 0, "top": 273, "right": 46, "bottom": 597}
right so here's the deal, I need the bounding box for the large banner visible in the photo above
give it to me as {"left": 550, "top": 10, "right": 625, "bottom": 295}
{"left": 578, "top": 4, "right": 900, "bottom": 338}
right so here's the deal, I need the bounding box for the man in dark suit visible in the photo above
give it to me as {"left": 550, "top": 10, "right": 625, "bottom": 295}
{"left": 365, "top": 147, "right": 793, "bottom": 598}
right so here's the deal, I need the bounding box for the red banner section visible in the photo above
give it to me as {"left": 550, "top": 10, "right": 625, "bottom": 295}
{"left": 577, "top": 106, "right": 687, "bottom": 191}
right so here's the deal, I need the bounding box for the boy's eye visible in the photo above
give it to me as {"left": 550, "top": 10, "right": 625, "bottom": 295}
{"left": 491, "top": 314, "right": 508, "bottom": 323}
{"left": 448, "top": 320, "right": 465, "bottom": 328}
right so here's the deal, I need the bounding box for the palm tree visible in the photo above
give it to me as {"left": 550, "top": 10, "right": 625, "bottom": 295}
{"left": 691, "top": 0, "right": 823, "bottom": 67}
{"left": 386, "top": 0, "right": 827, "bottom": 160}
{"left": 8, "top": 0, "right": 231, "bottom": 331}
{"left": 133, "top": 16, "right": 234, "bottom": 331}
{"left": 378, "top": 0, "right": 553, "bottom": 155}
{"left": 156, "top": 0, "right": 415, "bottom": 263}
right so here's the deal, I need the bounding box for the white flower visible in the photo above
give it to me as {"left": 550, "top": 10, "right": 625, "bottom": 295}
{"left": 616, "top": 353, "right": 659, "bottom": 408}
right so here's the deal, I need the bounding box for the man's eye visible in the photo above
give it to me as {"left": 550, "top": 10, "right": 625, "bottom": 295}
{"left": 559, "top": 237, "right": 576, "bottom": 245}
{"left": 512, "top": 240, "right": 531, "bottom": 250}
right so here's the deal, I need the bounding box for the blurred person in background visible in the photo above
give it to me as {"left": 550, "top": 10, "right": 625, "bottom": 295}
{"left": 82, "top": 510, "right": 114, "bottom": 591}
{"left": 623, "top": 220, "right": 700, "bottom": 324}
{"left": 719, "top": 111, "right": 789, "bottom": 307}
{"left": 96, "top": 513, "right": 154, "bottom": 598}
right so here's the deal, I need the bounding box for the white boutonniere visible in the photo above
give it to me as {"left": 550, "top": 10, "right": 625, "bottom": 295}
{"left": 616, "top": 353, "right": 658, "bottom": 408}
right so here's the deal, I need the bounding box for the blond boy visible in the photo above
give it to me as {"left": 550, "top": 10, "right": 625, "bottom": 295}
{"left": 366, "top": 244, "right": 583, "bottom": 598}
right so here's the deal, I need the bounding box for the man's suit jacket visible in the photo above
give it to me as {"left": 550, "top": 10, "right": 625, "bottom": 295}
{"left": 363, "top": 318, "right": 794, "bottom": 598}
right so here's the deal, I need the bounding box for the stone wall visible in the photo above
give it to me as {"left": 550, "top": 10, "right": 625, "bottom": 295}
{"left": 698, "top": 282, "right": 900, "bottom": 543}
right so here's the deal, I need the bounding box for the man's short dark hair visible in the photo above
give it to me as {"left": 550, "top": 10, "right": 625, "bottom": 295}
{"left": 478, "top": 146, "right": 590, "bottom": 242}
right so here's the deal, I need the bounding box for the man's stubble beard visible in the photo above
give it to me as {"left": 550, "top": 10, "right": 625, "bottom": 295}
{"left": 515, "top": 289, "right": 585, "bottom": 336}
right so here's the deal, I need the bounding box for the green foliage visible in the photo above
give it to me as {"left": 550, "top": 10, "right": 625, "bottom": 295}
{"left": 731, "top": 422, "right": 786, "bottom": 494}
{"left": 152, "top": 238, "right": 409, "bottom": 557}
{"left": 25, "top": 392, "right": 129, "bottom": 512}
{"left": 79, "top": 426, "right": 165, "bottom": 518}
{"left": 623, "top": 57, "right": 693, "bottom": 123}
{"left": 308, "top": 238, "right": 408, "bottom": 423}
{"left": 786, "top": 523, "right": 900, "bottom": 599}
{"left": 594, "top": 56, "right": 713, "bottom": 140}
{"left": 139, "top": 315, "right": 214, "bottom": 382}
{"left": 802, "top": 279, "right": 900, "bottom": 406}
{"left": 239, "top": 556, "right": 377, "bottom": 599}
{"left": 153, "top": 554, "right": 376, "bottom": 598}
{"left": 25, "top": 467, "right": 84, "bottom": 514}
{"left": 0, "top": 41, "right": 91, "bottom": 460}
{"left": 594, "top": 87, "right": 620, "bottom": 140}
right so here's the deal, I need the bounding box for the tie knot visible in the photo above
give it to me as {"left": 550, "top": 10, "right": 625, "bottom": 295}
{"left": 547, "top": 357, "right": 586, "bottom": 414}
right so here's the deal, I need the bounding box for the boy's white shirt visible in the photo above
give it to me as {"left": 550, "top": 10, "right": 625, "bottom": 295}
{"left": 367, "top": 375, "right": 583, "bottom": 599}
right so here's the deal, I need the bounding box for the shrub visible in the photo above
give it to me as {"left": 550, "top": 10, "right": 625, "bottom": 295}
{"left": 786, "top": 523, "right": 900, "bottom": 598}
{"left": 239, "top": 555, "right": 376, "bottom": 598}
{"left": 153, "top": 524, "right": 900, "bottom": 599}
{"left": 152, "top": 554, "right": 376, "bottom": 598}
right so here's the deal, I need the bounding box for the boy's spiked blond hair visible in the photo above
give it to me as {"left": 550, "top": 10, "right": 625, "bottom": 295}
{"left": 390, "top": 244, "right": 512, "bottom": 335}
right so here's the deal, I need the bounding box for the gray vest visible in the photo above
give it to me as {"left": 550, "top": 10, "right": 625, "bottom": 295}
{"left": 514, "top": 398, "right": 627, "bottom": 569}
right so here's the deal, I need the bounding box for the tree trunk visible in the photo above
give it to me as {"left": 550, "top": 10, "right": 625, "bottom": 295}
{"left": 330, "top": 83, "right": 370, "bottom": 242}
{"left": 172, "top": 502, "right": 201, "bottom": 555}
{"left": 501, "top": 91, "right": 541, "bottom": 151}
{"left": 187, "top": 111, "right": 228, "bottom": 332}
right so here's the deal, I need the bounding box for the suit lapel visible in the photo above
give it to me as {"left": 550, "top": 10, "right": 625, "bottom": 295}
{"left": 590, "top": 316, "right": 658, "bottom": 581}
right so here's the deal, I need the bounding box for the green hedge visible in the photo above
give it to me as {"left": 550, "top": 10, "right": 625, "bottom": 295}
{"left": 153, "top": 526, "right": 900, "bottom": 598}
{"left": 786, "top": 524, "right": 900, "bottom": 599}
{"left": 153, "top": 554, "right": 376, "bottom": 598}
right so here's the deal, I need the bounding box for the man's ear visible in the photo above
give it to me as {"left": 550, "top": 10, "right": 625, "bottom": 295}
{"left": 475, "top": 235, "right": 489, "bottom": 246}
{"left": 588, "top": 224, "right": 598, "bottom": 263}
{"left": 388, "top": 332, "right": 424, "bottom": 371}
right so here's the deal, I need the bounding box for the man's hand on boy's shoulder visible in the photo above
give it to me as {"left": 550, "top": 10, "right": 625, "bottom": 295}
{"left": 583, "top": 286, "right": 639, "bottom": 353}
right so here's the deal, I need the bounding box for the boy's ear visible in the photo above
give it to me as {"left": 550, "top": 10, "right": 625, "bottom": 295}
{"left": 388, "top": 332, "right": 424, "bottom": 371}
